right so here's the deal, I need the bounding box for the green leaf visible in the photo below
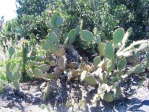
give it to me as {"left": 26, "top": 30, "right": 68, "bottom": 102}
{"left": 80, "top": 30, "right": 94, "bottom": 42}
{"left": 68, "top": 29, "right": 76, "bottom": 44}
{"left": 118, "top": 59, "right": 127, "bottom": 71}
{"left": 113, "top": 28, "right": 124, "bottom": 45}
{"left": 105, "top": 42, "right": 114, "bottom": 59}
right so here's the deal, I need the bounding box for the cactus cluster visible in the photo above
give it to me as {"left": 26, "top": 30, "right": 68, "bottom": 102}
{"left": 80, "top": 27, "right": 149, "bottom": 102}
{"left": 2, "top": 13, "right": 149, "bottom": 103}
{"left": 6, "top": 46, "right": 22, "bottom": 89}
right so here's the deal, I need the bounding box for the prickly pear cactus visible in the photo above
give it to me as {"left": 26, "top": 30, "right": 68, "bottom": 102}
{"left": 105, "top": 42, "right": 114, "bottom": 59}
{"left": 80, "top": 30, "right": 94, "bottom": 42}
{"left": 113, "top": 28, "right": 124, "bottom": 45}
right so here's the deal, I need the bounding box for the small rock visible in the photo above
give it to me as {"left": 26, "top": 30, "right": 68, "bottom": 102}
{"left": 33, "top": 91, "right": 42, "bottom": 97}
{"left": 7, "top": 101, "right": 15, "bottom": 108}
{"left": 32, "top": 96, "right": 41, "bottom": 103}
{"left": 7, "top": 96, "right": 13, "bottom": 100}
{"left": 40, "top": 82, "right": 46, "bottom": 90}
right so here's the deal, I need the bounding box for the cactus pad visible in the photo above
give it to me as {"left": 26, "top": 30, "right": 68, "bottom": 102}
{"left": 132, "top": 64, "right": 145, "bottom": 74}
{"left": 34, "top": 68, "right": 44, "bottom": 77}
{"left": 39, "top": 64, "right": 50, "bottom": 72}
{"left": 27, "top": 68, "right": 34, "bottom": 78}
{"left": 103, "top": 92, "right": 113, "bottom": 102}
{"left": 105, "top": 42, "right": 114, "bottom": 59}
{"left": 118, "top": 59, "right": 127, "bottom": 71}
{"left": 113, "top": 28, "right": 124, "bottom": 45}
{"left": 85, "top": 75, "right": 97, "bottom": 86}
{"left": 80, "top": 30, "right": 94, "bottom": 42}
{"left": 68, "top": 29, "right": 76, "bottom": 44}
{"left": 93, "top": 56, "right": 101, "bottom": 66}
{"left": 9, "top": 46, "right": 15, "bottom": 57}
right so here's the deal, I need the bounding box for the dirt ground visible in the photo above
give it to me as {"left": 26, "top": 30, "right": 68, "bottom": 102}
{"left": 0, "top": 78, "right": 149, "bottom": 112}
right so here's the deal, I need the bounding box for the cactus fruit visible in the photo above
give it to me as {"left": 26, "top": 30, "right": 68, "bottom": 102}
{"left": 105, "top": 42, "right": 114, "bottom": 59}
{"left": 118, "top": 59, "right": 127, "bottom": 71}
{"left": 113, "top": 28, "right": 124, "bottom": 45}
{"left": 80, "top": 30, "right": 94, "bottom": 42}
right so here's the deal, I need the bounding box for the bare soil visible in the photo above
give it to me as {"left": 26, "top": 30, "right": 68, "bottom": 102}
{"left": 0, "top": 78, "right": 149, "bottom": 112}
